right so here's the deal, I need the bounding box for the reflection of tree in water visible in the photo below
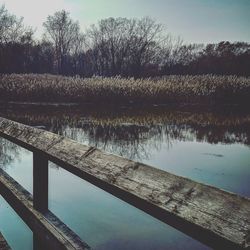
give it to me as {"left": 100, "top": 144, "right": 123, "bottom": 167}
{"left": 61, "top": 124, "right": 165, "bottom": 160}
{"left": 1, "top": 104, "right": 250, "bottom": 161}
{"left": 0, "top": 138, "right": 21, "bottom": 169}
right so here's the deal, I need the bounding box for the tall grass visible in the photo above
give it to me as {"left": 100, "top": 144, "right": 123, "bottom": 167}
{"left": 0, "top": 74, "right": 250, "bottom": 104}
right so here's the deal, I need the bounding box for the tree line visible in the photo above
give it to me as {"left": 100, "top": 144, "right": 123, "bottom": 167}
{"left": 1, "top": 5, "right": 249, "bottom": 77}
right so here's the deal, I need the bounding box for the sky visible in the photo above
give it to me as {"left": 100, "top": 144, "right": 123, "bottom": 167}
{"left": 1, "top": 0, "right": 250, "bottom": 44}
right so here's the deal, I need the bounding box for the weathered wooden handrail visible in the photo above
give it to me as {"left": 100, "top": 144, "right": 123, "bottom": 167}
{"left": 0, "top": 117, "right": 250, "bottom": 249}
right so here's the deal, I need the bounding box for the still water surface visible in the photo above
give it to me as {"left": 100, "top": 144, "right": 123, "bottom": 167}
{"left": 0, "top": 104, "right": 250, "bottom": 250}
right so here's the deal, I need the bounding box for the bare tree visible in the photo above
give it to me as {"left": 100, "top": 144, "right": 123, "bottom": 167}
{"left": 43, "top": 10, "right": 83, "bottom": 74}
{"left": 71, "top": 32, "right": 85, "bottom": 75}
{"left": 86, "top": 17, "right": 135, "bottom": 75}
{"left": 158, "top": 35, "right": 183, "bottom": 68}
{"left": 0, "top": 4, "right": 30, "bottom": 44}
{"left": 128, "top": 17, "right": 164, "bottom": 77}
{"left": 86, "top": 17, "right": 165, "bottom": 77}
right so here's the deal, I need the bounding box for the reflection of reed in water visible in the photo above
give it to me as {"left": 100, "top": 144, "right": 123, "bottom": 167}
{"left": 0, "top": 104, "right": 250, "bottom": 163}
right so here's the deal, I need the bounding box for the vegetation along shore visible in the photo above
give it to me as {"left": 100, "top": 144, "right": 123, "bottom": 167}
{"left": 0, "top": 74, "right": 249, "bottom": 105}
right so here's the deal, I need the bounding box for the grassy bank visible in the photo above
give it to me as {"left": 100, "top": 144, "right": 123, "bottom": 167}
{"left": 0, "top": 74, "right": 250, "bottom": 105}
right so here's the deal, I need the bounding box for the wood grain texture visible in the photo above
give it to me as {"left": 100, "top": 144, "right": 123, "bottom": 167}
{"left": 0, "top": 117, "right": 250, "bottom": 249}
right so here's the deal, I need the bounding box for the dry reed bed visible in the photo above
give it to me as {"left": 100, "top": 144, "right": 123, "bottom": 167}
{"left": 0, "top": 74, "right": 250, "bottom": 104}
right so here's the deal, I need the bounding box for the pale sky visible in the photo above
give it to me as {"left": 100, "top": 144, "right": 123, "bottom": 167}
{"left": 1, "top": 0, "right": 250, "bottom": 44}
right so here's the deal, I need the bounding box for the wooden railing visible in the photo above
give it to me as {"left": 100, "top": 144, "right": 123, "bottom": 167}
{"left": 0, "top": 117, "right": 250, "bottom": 250}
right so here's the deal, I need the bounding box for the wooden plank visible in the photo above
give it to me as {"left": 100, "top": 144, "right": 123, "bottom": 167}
{"left": 0, "top": 233, "right": 11, "bottom": 250}
{"left": 0, "top": 117, "right": 250, "bottom": 249}
{"left": 0, "top": 169, "right": 90, "bottom": 250}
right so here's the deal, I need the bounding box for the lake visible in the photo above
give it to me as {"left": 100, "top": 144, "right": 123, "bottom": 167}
{"left": 0, "top": 103, "right": 250, "bottom": 250}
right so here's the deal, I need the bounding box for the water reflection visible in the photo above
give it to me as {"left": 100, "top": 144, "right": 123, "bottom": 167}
{"left": 0, "top": 104, "right": 250, "bottom": 165}
{"left": 0, "top": 138, "right": 20, "bottom": 169}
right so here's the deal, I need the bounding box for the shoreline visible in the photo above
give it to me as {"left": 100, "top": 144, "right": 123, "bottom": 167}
{"left": 0, "top": 101, "right": 248, "bottom": 113}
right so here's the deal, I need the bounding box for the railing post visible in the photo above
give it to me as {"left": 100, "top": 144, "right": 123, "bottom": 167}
{"left": 33, "top": 152, "right": 48, "bottom": 212}
{"left": 33, "top": 233, "right": 47, "bottom": 250}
